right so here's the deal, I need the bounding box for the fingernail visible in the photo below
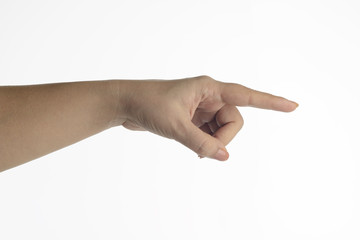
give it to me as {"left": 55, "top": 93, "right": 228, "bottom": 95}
{"left": 292, "top": 101, "right": 299, "bottom": 108}
{"left": 214, "top": 148, "right": 229, "bottom": 161}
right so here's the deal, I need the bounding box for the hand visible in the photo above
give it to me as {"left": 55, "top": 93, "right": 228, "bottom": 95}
{"left": 118, "top": 75, "right": 298, "bottom": 161}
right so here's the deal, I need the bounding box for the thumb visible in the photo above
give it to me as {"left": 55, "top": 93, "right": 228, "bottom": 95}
{"left": 176, "top": 121, "right": 229, "bottom": 161}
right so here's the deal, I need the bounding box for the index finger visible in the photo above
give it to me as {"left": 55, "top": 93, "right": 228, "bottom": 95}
{"left": 219, "top": 82, "right": 298, "bottom": 112}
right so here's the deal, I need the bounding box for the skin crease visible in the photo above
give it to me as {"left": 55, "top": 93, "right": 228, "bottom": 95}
{"left": 0, "top": 75, "right": 298, "bottom": 172}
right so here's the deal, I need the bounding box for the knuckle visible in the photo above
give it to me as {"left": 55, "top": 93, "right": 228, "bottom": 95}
{"left": 233, "top": 107, "right": 244, "bottom": 130}
{"left": 238, "top": 116, "right": 244, "bottom": 130}
{"left": 196, "top": 75, "right": 214, "bottom": 82}
{"left": 235, "top": 111, "right": 244, "bottom": 131}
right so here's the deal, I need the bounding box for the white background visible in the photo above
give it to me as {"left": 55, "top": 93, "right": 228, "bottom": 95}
{"left": 0, "top": 0, "right": 359, "bottom": 239}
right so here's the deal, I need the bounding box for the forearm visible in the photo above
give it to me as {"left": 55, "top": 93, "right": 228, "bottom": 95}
{"left": 0, "top": 80, "right": 125, "bottom": 171}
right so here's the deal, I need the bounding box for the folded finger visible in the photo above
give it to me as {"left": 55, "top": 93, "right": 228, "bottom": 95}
{"left": 212, "top": 105, "right": 244, "bottom": 146}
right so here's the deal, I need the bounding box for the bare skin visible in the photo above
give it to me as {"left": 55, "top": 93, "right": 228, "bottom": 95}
{"left": 0, "top": 75, "right": 298, "bottom": 172}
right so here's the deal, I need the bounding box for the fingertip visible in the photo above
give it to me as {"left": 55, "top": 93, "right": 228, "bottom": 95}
{"left": 277, "top": 98, "right": 299, "bottom": 112}
{"left": 290, "top": 99, "right": 299, "bottom": 107}
{"left": 293, "top": 101, "right": 299, "bottom": 110}
{"left": 213, "top": 148, "right": 229, "bottom": 161}
{"left": 197, "top": 148, "right": 229, "bottom": 161}
{"left": 287, "top": 100, "right": 299, "bottom": 112}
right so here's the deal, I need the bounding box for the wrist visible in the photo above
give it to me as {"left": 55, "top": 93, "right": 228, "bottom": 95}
{"left": 107, "top": 79, "right": 132, "bottom": 127}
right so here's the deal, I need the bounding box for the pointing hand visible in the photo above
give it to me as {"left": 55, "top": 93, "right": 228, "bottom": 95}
{"left": 119, "top": 75, "right": 298, "bottom": 161}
